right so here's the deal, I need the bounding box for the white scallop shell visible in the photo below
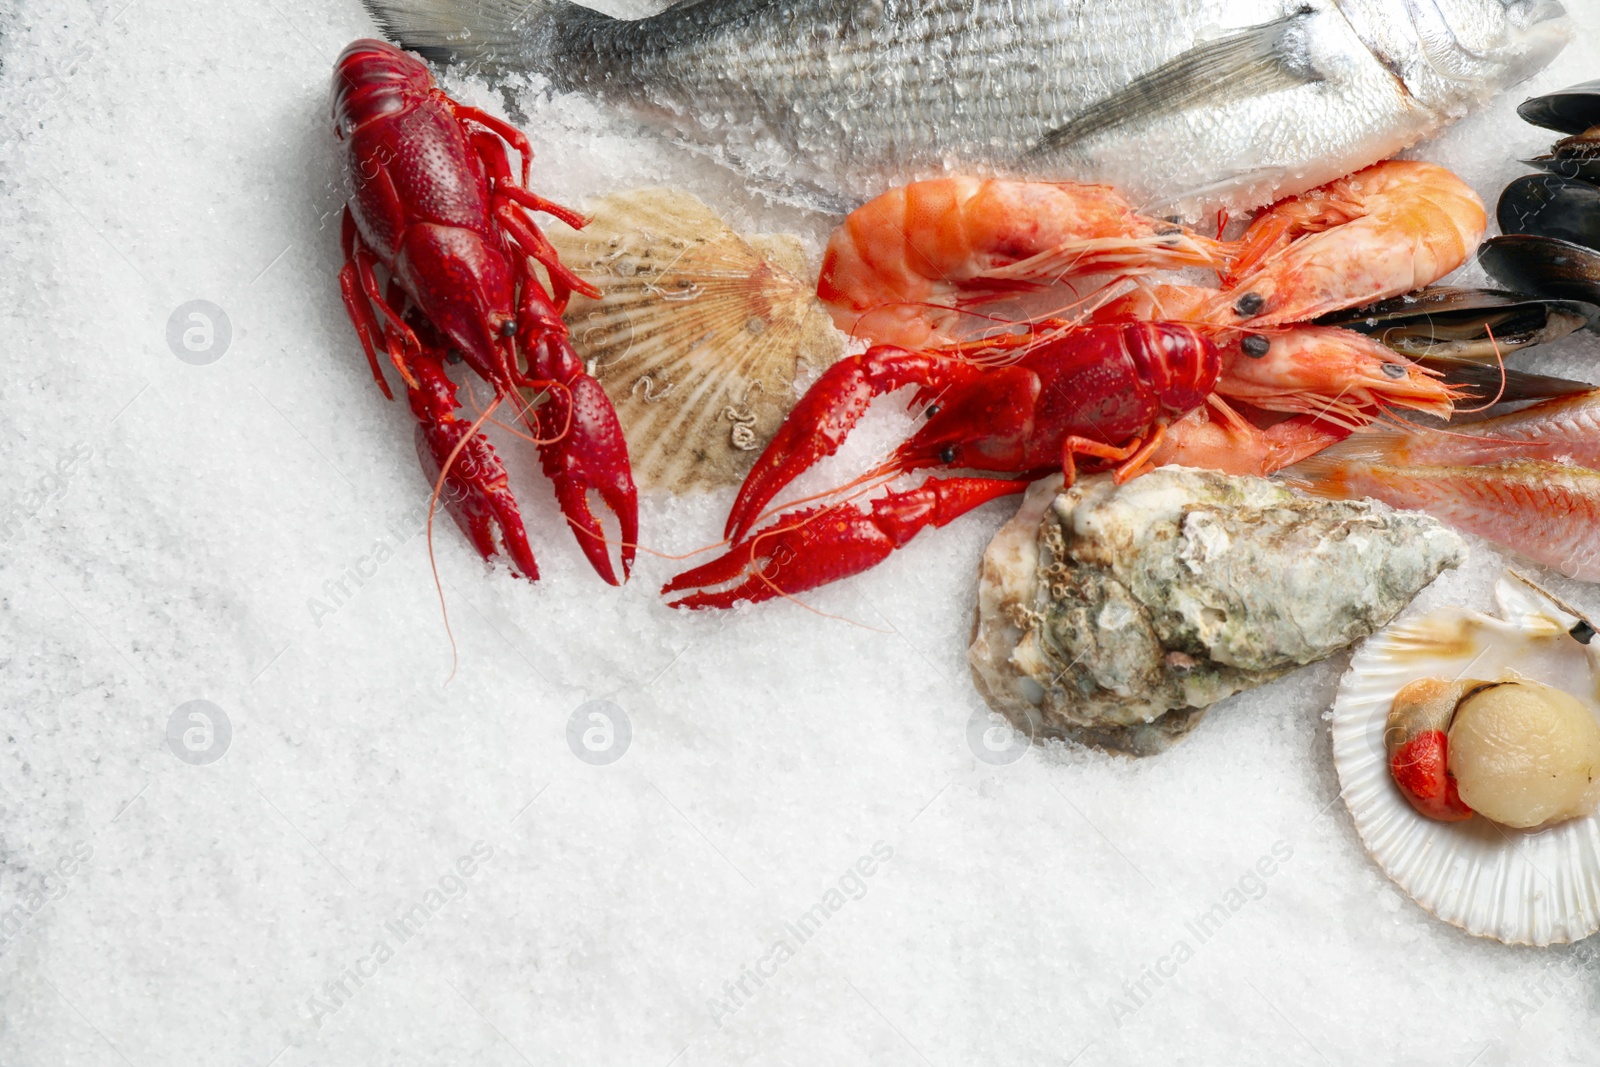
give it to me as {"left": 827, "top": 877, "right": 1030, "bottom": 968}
{"left": 544, "top": 188, "right": 842, "bottom": 494}
{"left": 1331, "top": 572, "right": 1600, "bottom": 946}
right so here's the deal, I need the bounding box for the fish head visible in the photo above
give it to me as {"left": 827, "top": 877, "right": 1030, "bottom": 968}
{"left": 1336, "top": 0, "right": 1572, "bottom": 115}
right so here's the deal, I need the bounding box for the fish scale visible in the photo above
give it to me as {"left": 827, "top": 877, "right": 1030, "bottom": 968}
{"left": 364, "top": 0, "right": 1571, "bottom": 213}
{"left": 1286, "top": 458, "right": 1600, "bottom": 581}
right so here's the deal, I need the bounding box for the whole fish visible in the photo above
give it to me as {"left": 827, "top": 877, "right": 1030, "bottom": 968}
{"left": 1282, "top": 456, "right": 1600, "bottom": 581}
{"left": 362, "top": 0, "right": 1571, "bottom": 214}
{"left": 1324, "top": 388, "right": 1600, "bottom": 467}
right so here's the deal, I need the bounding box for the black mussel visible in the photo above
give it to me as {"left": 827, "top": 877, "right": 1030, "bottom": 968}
{"left": 1521, "top": 155, "right": 1600, "bottom": 183}
{"left": 1518, "top": 82, "right": 1600, "bottom": 182}
{"left": 1518, "top": 80, "right": 1600, "bottom": 136}
{"left": 1319, "top": 285, "right": 1595, "bottom": 361}
{"left": 1498, "top": 174, "right": 1600, "bottom": 253}
{"left": 1480, "top": 234, "right": 1600, "bottom": 308}
{"left": 1415, "top": 356, "right": 1592, "bottom": 404}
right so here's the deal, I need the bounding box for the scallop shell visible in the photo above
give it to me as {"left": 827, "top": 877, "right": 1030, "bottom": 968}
{"left": 545, "top": 188, "right": 843, "bottom": 494}
{"left": 1331, "top": 573, "right": 1600, "bottom": 946}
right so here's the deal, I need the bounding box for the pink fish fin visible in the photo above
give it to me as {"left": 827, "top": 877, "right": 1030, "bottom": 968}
{"left": 1274, "top": 452, "right": 1358, "bottom": 500}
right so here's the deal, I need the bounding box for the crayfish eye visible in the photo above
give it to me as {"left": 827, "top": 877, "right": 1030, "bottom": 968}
{"left": 499, "top": 320, "right": 517, "bottom": 338}
{"left": 938, "top": 445, "right": 957, "bottom": 464}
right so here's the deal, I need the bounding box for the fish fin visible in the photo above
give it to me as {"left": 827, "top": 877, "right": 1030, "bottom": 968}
{"left": 1136, "top": 168, "right": 1289, "bottom": 218}
{"left": 1274, "top": 451, "right": 1357, "bottom": 499}
{"left": 542, "top": 188, "right": 844, "bottom": 494}
{"left": 360, "top": 0, "right": 560, "bottom": 66}
{"left": 1029, "top": 13, "right": 1321, "bottom": 160}
{"left": 1311, "top": 426, "right": 1416, "bottom": 466}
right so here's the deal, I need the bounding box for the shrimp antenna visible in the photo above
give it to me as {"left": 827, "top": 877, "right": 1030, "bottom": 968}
{"left": 1448, "top": 325, "right": 1509, "bottom": 415}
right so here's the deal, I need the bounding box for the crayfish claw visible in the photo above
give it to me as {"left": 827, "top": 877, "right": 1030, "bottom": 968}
{"left": 533, "top": 373, "right": 639, "bottom": 585}
{"left": 409, "top": 359, "right": 541, "bottom": 581}
{"left": 665, "top": 503, "right": 896, "bottom": 610}
{"left": 724, "top": 346, "right": 956, "bottom": 541}
{"left": 667, "top": 476, "right": 1025, "bottom": 610}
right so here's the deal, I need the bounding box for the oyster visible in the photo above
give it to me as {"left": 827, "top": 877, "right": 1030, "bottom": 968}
{"left": 1331, "top": 572, "right": 1600, "bottom": 945}
{"left": 969, "top": 467, "right": 1465, "bottom": 756}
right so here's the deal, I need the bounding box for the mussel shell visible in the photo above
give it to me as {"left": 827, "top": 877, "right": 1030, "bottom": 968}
{"left": 1417, "top": 357, "right": 1591, "bottom": 404}
{"left": 1480, "top": 234, "right": 1600, "bottom": 308}
{"left": 1522, "top": 156, "right": 1600, "bottom": 184}
{"left": 1518, "top": 80, "right": 1600, "bottom": 136}
{"left": 1319, "top": 285, "right": 1595, "bottom": 360}
{"left": 1498, "top": 174, "right": 1600, "bottom": 253}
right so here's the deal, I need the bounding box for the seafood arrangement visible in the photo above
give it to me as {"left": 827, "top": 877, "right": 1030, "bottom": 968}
{"left": 360, "top": 0, "right": 1571, "bottom": 214}
{"left": 325, "top": 0, "right": 1600, "bottom": 948}
{"left": 662, "top": 160, "right": 1488, "bottom": 608}
{"left": 1333, "top": 573, "right": 1600, "bottom": 945}
{"left": 968, "top": 469, "right": 1465, "bottom": 755}
{"left": 331, "top": 38, "right": 637, "bottom": 585}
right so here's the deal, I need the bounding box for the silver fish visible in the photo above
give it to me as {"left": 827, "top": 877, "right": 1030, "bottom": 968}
{"left": 363, "top": 0, "right": 1571, "bottom": 214}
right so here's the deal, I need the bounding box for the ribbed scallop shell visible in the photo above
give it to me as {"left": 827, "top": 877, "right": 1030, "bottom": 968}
{"left": 546, "top": 188, "right": 843, "bottom": 494}
{"left": 1331, "top": 574, "right": 1600, "bottom": 946}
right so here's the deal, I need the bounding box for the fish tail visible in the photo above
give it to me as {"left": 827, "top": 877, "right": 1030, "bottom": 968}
{"left": 361, "top": 0, "right": 570, "bottom": 68}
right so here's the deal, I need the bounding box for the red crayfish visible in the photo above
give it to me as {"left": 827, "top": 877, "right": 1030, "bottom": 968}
{"left": 332, "top": 39, "right": 637, "bottom": 585}
{"left": 662, "top": 321, "right": 1222, "bottom": 609}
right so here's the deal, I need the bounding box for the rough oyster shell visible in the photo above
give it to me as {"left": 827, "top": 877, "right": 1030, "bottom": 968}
{"left": 969, "top": 467, "right": 1465, "bottom": 756}
{"left": 1332, "top": 573, "right": 1600, "bottom": 946}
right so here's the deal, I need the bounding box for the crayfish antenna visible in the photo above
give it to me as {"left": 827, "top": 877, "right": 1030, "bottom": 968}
{"left": 421, "top": 392, "right": 512, "bottom": 683}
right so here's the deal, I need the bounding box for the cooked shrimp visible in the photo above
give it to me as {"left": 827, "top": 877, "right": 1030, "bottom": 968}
{"left": 1147, "top": 400, "right": 1350, "bottom": 478}
{"left": 1211, "top": 160, "right": 1486, "bottom": 326}
{"left": 1091, "top": 284, "right": 1458, "bottom": 426}
{"left": 817, "top": 178, "right": 1229, "bottom": 349}
{"left": 1212, "top": 326, "right": 1457, "bottom": 426}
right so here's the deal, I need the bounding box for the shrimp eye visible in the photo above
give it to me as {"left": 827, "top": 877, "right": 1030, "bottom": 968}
{"left": 1233, "top": 292, "right": 1265, "bottom": 317}
{"left": 1241, "top": 334, "right": 1270, "bottom": 358}
{"left": 939, "top": 446, "right": 957, "bottom": 464}
{"left": 1380, "top": 362, "right": 1406, "bottom": 379}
